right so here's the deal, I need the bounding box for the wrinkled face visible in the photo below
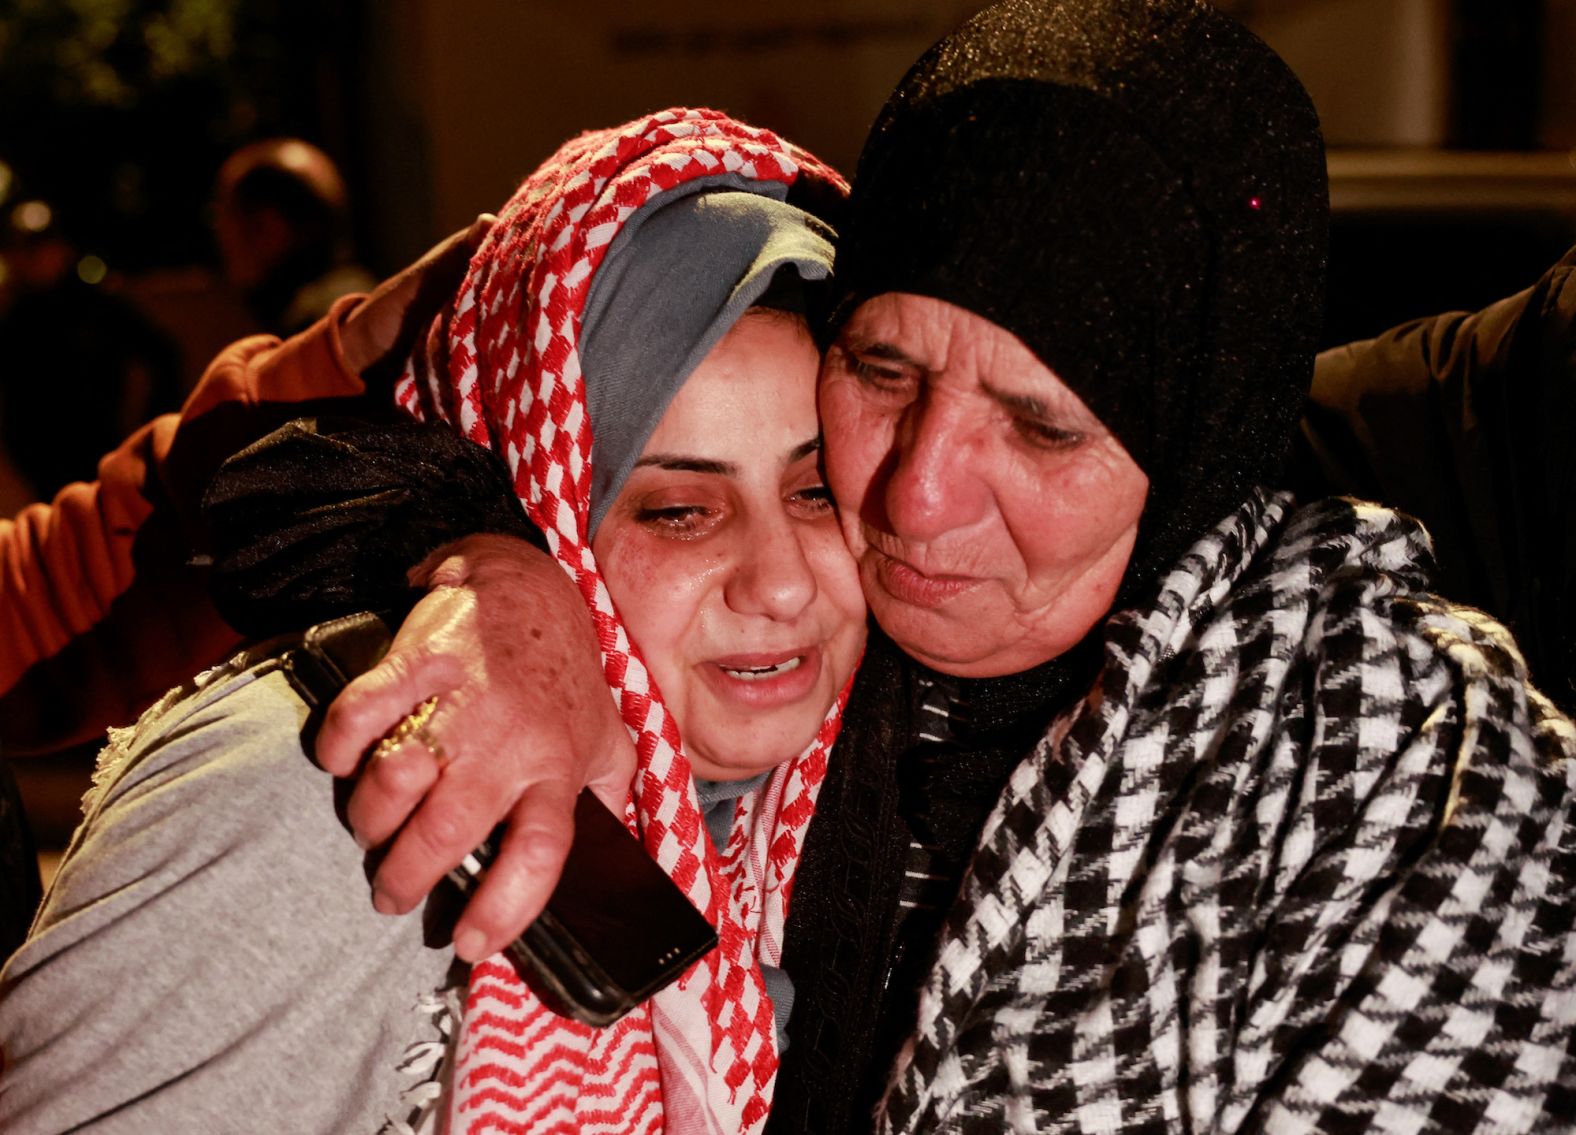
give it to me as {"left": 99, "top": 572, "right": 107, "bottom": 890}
{"left": 594, "top": 311, "right": 867, "bottom": 781}
{"left": 819, "top": 293, "right": 1149, "bottom": 677}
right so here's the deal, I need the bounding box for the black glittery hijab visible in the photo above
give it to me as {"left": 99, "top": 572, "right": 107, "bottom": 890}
{"left": 773, "top": 11, "right": 1328, "bottom": 1123}
{"left": 831, "top": 0, "right": 1329, "bottom": 597}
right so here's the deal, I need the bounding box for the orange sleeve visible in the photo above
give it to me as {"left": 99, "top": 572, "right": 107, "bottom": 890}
{"left": 0, "top": 294, "right": 374, "bottom": 752}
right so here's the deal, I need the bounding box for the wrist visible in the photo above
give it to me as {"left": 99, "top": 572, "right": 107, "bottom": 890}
{"left": 333, "top": 292, "right": 379, "bottom": 377}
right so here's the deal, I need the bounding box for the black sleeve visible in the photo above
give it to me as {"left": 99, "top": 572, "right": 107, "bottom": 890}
{"left": 201, "top": 417, "right": 549, "bottom": 640}
{"left": 1291, "top": 244, "right": 1576, "bottom": 711}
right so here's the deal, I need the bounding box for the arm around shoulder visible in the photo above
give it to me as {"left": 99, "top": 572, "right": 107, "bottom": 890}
{"left": 1245, "top": 559, "right": 1576, "bottom": 1131}
{"left": 0, "top": 305, "right": 369, "bottom": 751}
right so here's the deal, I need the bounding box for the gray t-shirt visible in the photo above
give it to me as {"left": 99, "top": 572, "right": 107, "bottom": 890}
{"left": 0, "top": 648, "right": 461, "bottom": 1133}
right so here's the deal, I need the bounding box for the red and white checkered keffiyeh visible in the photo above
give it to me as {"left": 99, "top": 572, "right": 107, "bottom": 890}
{"left": 396, "top": 109, "right": 852, "bottom": 1134}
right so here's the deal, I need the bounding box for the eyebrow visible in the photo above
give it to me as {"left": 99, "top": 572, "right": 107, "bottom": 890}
{"left": 840, "top": 337, "right": 925, "bottom": 367}
{"left": 979, "top": 379, "right": 1052, "bottom": 419}
{"left": 633, "top": 437, "right": 821, "bottom": 475}
{"left": 846, "top": 334, "right": 1076, "bottom": 424}
{"left": 633, "top": 455, "right": 736, "bottom": 475}
{"left": 787, "top": 438, "right": 821, "bottom": 463}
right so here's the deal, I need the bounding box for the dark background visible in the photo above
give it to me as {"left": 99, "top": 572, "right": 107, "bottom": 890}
{"left": 0, "top": 1, "right": 366, "bottom": 272}
{"left": 0, "top": 0, "right": 1572, "bottom": 346}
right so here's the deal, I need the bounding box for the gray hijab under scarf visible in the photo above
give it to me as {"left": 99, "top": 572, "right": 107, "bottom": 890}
{"left": 580, "top": 185, "right": 835, "bottom": 535}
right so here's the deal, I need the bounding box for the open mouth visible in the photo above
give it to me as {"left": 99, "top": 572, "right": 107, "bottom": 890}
{"left": 703, "top": 647, "right": 822, "bottom": 708}
{"left": 720, "top": 656, "right": 804, "bottom": 682}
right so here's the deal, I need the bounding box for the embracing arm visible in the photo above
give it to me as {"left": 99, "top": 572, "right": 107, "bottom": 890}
{"left": 0, "top": 412, "right": 218, "bottom": 749}
{"left": 192, "top": 409, "right": 634, "bottom": 963}
{"left": 0, "top": 220, "right": 490, "bottom": 753}
{"left": 1240, "top": 595, "right": 1576, "bottom": 1132}
{"left": 314, "top": 535, "right": 635, "bottom": 961}
{"left": 0, "top": 323, "right": 357, "bottom": 752}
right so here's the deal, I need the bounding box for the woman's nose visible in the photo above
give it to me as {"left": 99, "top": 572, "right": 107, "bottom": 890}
{"left": 880, "top": 394, "right": 989, "bottom": 543}
{"left": 724, "top": 511, "right": 819, "bottom": 621}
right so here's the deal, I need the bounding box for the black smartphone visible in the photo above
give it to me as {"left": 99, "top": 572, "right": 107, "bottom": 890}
{"left": 282, "top": 610, "right": 718, "bottom": 1027}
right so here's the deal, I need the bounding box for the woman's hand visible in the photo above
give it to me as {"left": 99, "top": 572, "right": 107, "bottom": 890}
{"left": 314, "top": 533, "right": 635, "bottom": 962}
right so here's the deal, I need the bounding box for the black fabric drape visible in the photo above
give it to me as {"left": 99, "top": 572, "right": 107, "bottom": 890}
{"left": 770, "top": 627, "right": 1101, "bottom": 1133}
{"left": 201, "top": 417, "right": 545, "bottom": 639}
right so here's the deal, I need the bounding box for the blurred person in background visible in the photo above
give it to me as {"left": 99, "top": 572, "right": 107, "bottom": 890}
{"left": 212, "top": 137, "right": 375, "bottom": 337}
{"left": 0, "top": 218, "right": 487, "bottom": 976}
{"left": 0, "top": 203, "right": 180, "bottom": 503}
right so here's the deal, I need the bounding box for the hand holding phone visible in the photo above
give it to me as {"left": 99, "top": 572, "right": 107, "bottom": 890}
{"left": 283, "top": 611, "right": 718, "bottom": 1027}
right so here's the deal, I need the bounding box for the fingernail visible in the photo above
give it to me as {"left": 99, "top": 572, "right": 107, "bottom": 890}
{"left": 453, "top": 928, "right": 485, "bottom": 962}
{"left": 353, "top": 830, "right": 372, "bottom": 851}
{"left": 372, "top": 888, "right": 398, "bottom": 916}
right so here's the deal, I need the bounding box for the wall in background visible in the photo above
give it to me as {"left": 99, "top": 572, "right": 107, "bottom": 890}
{"left": 356, "top": 0, "right": 986, "bottom": 269}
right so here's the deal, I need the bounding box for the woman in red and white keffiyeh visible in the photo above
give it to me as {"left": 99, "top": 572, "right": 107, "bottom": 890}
{"left": 397, "top": 107, "right": 866, "bottom": 1134}
{"left": 0, "top": 109, "right": 863, "bottom": 1135}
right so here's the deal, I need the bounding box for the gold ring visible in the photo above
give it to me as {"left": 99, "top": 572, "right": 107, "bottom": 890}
{"left": 373, "top": 695, "right": 447, "bottom": 768}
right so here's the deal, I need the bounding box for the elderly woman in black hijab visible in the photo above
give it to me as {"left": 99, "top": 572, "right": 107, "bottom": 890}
{"left": 179, "top": 0, "right": 1576, "bottom": 1131}
{"left": 755, "top": 2, "right": 1576, "bottom": 1131}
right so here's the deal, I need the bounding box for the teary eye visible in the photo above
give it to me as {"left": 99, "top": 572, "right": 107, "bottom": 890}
{"left": 633, "top": 504, "right": 716, "bottom": 537}
{"left": 787, "top": 483, "right": 835, "bottom": 517}
{"left": 850, "top": 357, "right": 906, "bottom": 385}
{"left": 832, "top": 344, "right": 916, "bottom": 397}
{"left": 1011, "top": 417, "right": 1084, "bottom": 450}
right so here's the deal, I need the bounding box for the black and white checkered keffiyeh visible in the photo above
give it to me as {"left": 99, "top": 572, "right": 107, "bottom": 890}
{"left": 880, "top": 489, "right": 1576, "bottom": 1133}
